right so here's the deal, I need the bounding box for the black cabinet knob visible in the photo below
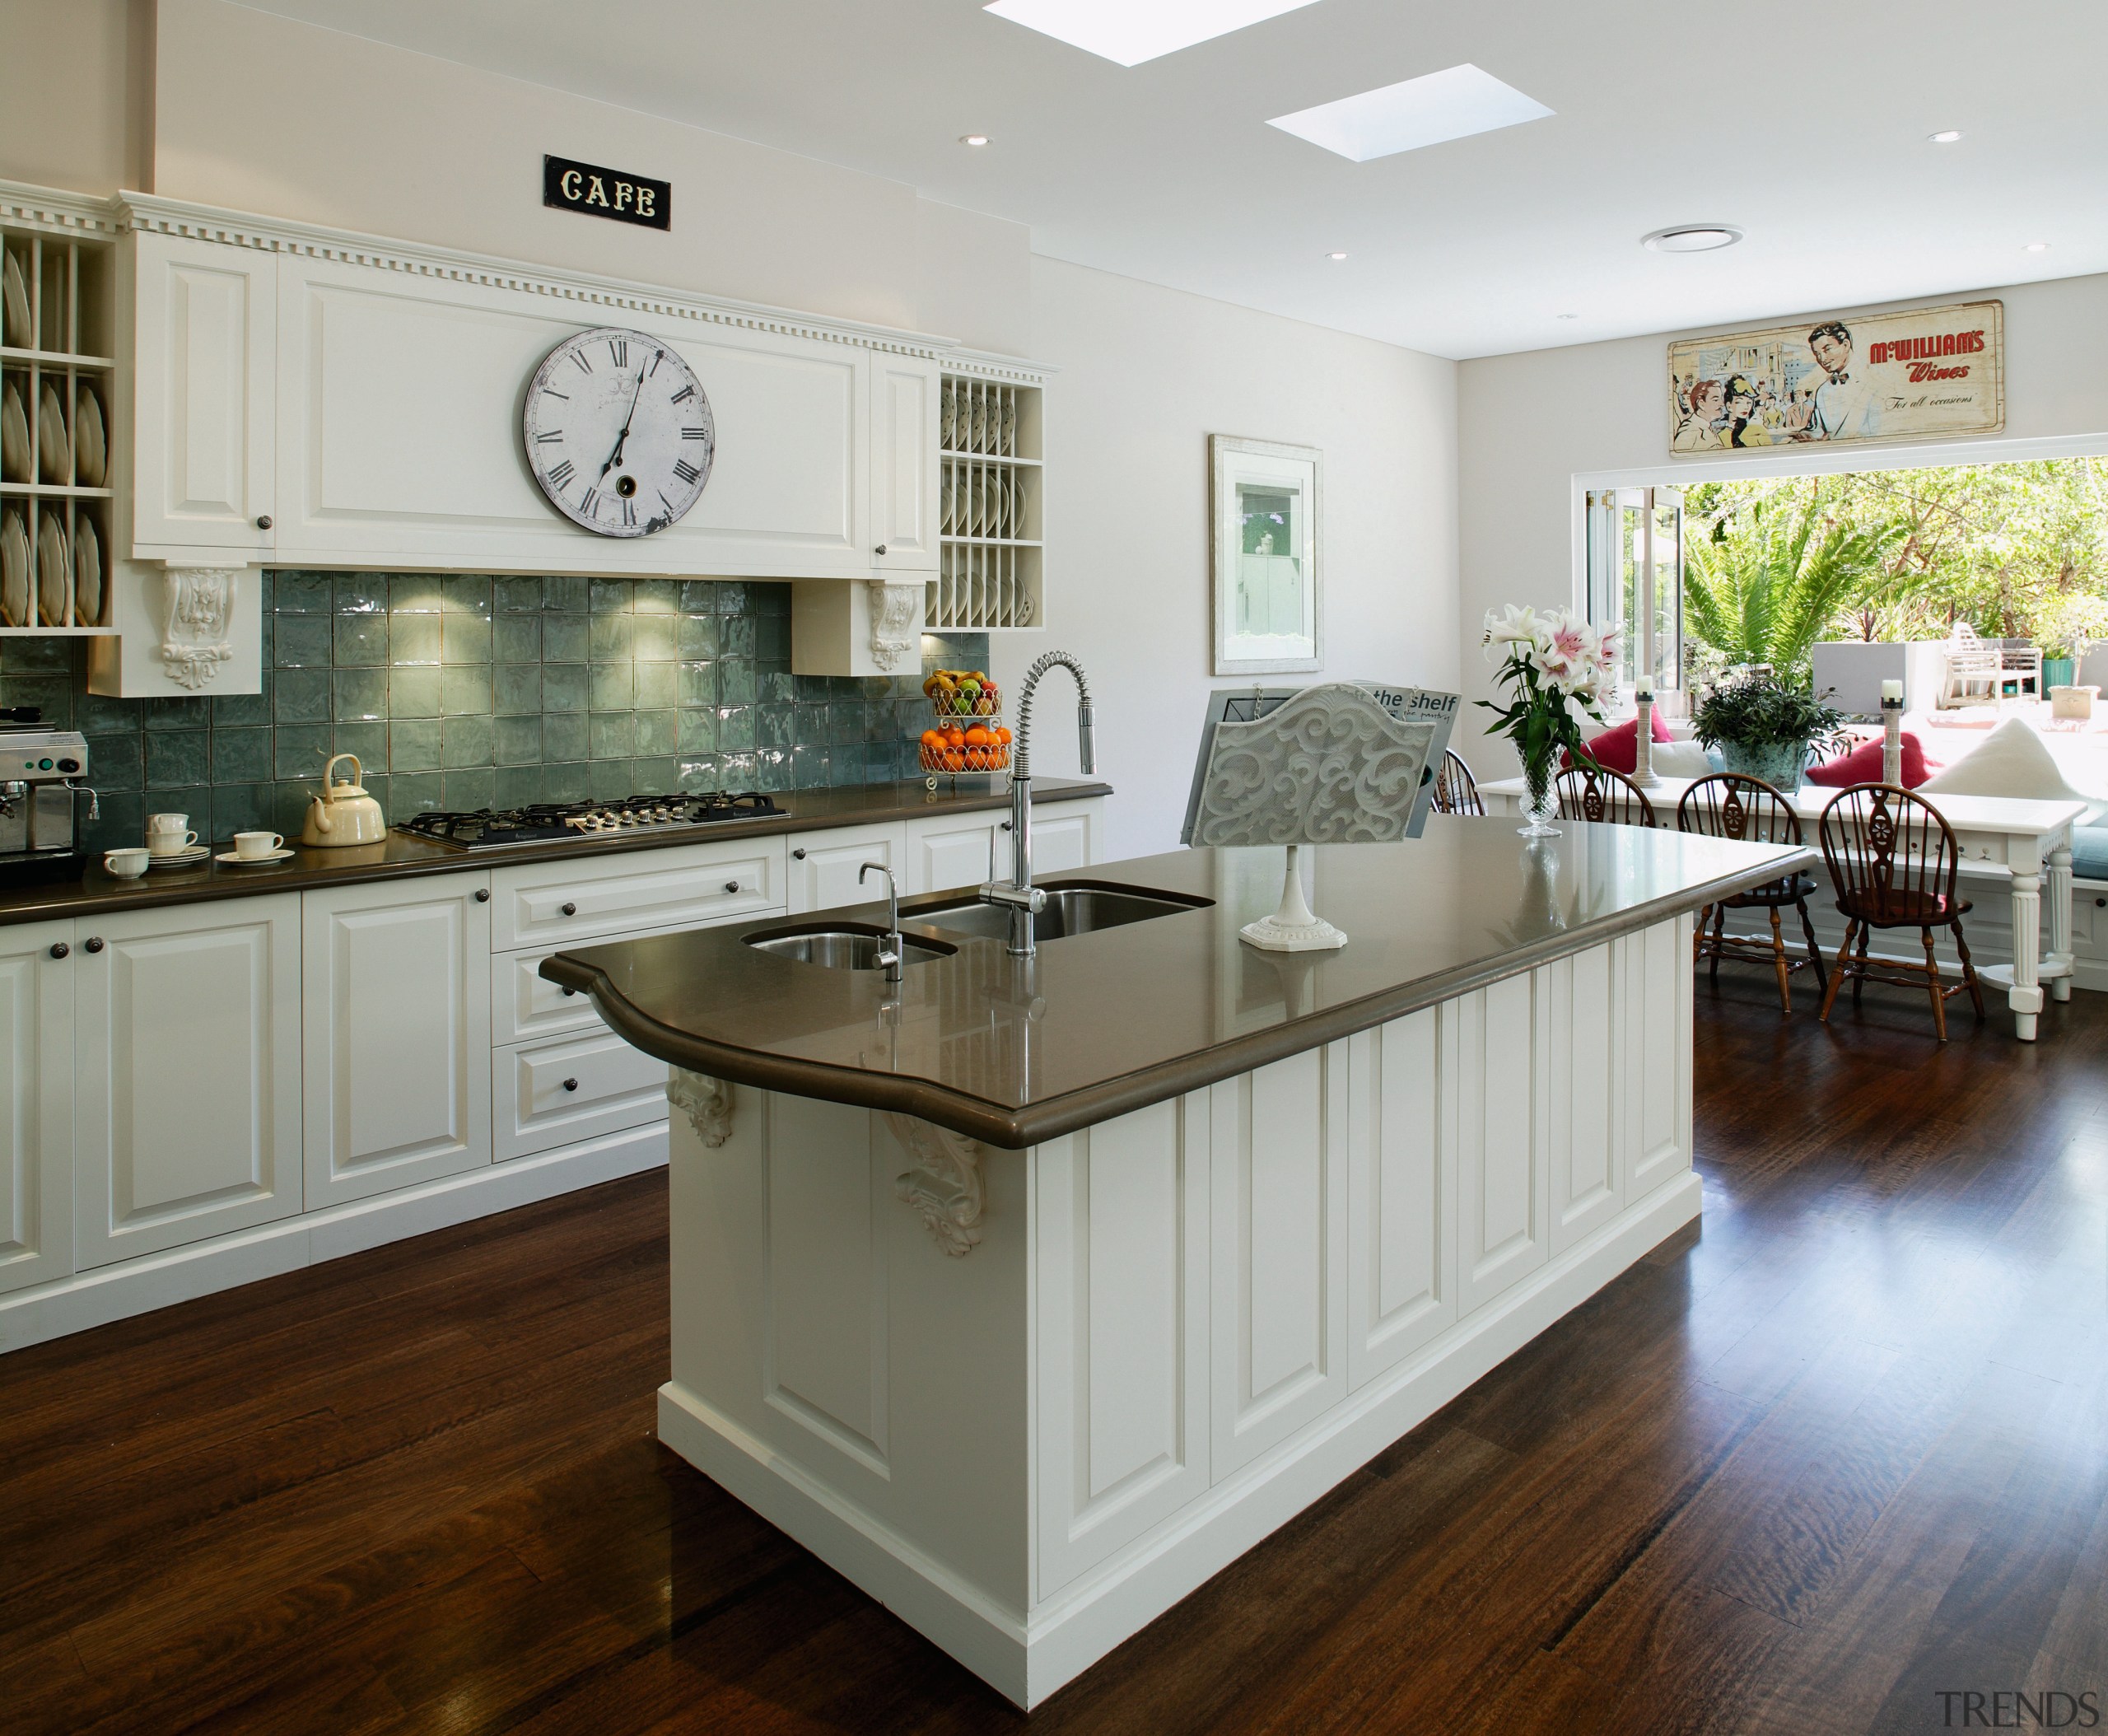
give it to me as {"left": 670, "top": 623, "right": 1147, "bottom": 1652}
{"left": 84, "top": 936, "right": 105, "bottom": 954}
{"left": 560, "top": 901, "right": 577, "bottom": 917}
{"left": 255, "top": 514, "right": 273, "bottom": 530}
{"left": 562, "top": 1077, "right": 579, "bottom": 1092}
{"left": 724, "top": 880, "right": 739, "bottom": 894}
{"left": 49, "top": 941, "right": 68, "bottom": 959}
{"left": 791, "top": 847, "right": 806, "bottom": 860}
{"left": 1000, "top": 821, "right": 1013, "bottom": 831}
{"left": 473, "top": 887, "right": 490, "bottom": 903}
{"left": 875, "top": 544, "right": 888, "bottom": 556}
{"left": 561, "top": 986, "right": 576, "bottom": 996}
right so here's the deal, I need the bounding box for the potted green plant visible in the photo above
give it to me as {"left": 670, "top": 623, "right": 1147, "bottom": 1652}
{"left": 1691, "top": 674, "right": 1842, "bottom": 792}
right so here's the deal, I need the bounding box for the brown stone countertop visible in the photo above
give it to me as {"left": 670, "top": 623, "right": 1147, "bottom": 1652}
{"left": 543, "top": 819, "right": 1812, "bottom": 1150}
{"left": 0, "top": 777, "right": 1110, "bottom": 927}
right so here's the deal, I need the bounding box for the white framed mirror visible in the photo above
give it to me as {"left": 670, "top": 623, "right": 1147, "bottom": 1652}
{"left": 1210, "top": 435, "right": 1322, "bottom": 675}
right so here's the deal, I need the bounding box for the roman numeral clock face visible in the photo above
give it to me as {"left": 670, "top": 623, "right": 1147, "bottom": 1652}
{"left": 522, "top": 326, "right": 715, "bottom": 537}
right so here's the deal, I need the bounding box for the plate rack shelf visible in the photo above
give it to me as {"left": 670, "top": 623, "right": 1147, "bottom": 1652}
{"left": 933, "top": 370, "right": 1042, "bottom": 633}
{"left": 1, "top": 216, "right": 117, "bottom": 635}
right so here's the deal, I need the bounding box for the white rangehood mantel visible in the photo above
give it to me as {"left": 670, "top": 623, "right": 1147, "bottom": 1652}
{"left": 0, "top": 178, "right": 1052, "bottom": 693}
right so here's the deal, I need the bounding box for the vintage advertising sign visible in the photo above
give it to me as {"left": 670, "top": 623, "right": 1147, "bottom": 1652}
{"left": 1667, "top": 300, "right": 2003, "bottom": 454}
{"left": 543, "top": 155, "right": 671, "bottom": 231}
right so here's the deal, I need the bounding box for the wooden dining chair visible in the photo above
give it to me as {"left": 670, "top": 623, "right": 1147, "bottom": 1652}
{"left": 1431, "top": 749, "right": 1485, "bottom": 816}
{"left": 1675, "top": 772, "right": 1825, "bottom": 1012}
{"left": 1815, "top": 784, "right": 1987, "bottom": 1040}
{"left": 1555, "top": 763, "right": 1658, "bottom": 828}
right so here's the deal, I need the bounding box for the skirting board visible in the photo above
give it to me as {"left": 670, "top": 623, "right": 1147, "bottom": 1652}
{"left": 0, "top": 1122, "right": 669, "bottom": 1355}
{"left": 657, "top": 1169, "right": 1705, "bottom": 1710}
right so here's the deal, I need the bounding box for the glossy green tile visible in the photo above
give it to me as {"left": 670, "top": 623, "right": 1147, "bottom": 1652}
{"left": 719, "top": 614, "right": 756, "bottom": 656}
{"left": 389, "top": 718, "right": 441, "bottom": 772}
{"left": 391, "top": 771, "right": 444, "bottom": 815}
{"left": 442, "top": 574, "right": 491, "bottom": 614}
{"left": 389, "top": 573, "right": 445, "bottom": 613}
{"left": 210, "top": 728, "right": 273, "bottom": 785}
{"left": 2, "top": 676, "right": 71, "bottom": 726}
{"left": 543, "top": 614, "right": 588, "bottom": 664}
{"left": 633, "top": 578, "right": 678, "bottom": 615}
{"left": 590, "top": 662, "right": 632, "bottom": 711}
{"left": 2, "top": 635, "right": 71, "bottom": 673}
{"left": 334, "top": 574, "right": 387, "bottom": 614}
{"left": 493, "top": 663, "right": 542, "bottom": 716}
{"left": 717, "top": 707, "right": 754, "bottom": 751}
{"left": 678, "top": 614, "right": 718, "bottom": 660}
{"left": 632, "top": 615, "right": 676, "bottom": 661}
{"left": 679, "top": 581, "right": 717, "bottom": 614}
{"left": 441, "top": 665, "right": 491, "bottom": 716}
{"left": 541, "top": 664, "right": 587, "bottom": 712}
{"left": 494, "top": 714, "right": 541, "bottom": 766}
{"left": 679, "top": 660, "right": 716, "bottom": 708}
{"left": 212, "top": 680, "right": 273, "bottom": 727}
{"left": 276, "top": 725, "right": 332, "bottom": 780}
{"left": 333, "top": 667, "right": 389, "bottom": 721}
{"left": 389, "top": 665, "right": 442, "bottom": 718}
{"left": 589, "top": 759, "right": 634, "bottom": 800}
{"left": 543, "top": 761, "right": 590, "bottom": 803}
{"left": 442, "top": 614, "right": 491, "bottom": 665}
{"left": 389, "top": 614, "right": 442, "bottom": 665}
{"left": 589, "top": 615, "right": 632, "bottom": 661}
{"left": 543, "top": 712, "right": 589, "bottom": 761}
{"left": 145, "top": 730, "right": 210, "bottom": 788}
{"left": 634, "top": 709, "right": 677, "bottom": 756}
{"left": 441, "top": 768, "right": 495, "bottom": 810}
{"left": 717, "top": 659, "right": 755, "bottom": 706}
{"left": 677, "top": 708, "right": 717, "bottom": 754}
{"left": 209, "top": 783, "right": 274, "bottom": 840}
{"left": 274, "top": 615, "right": 333, "bottom": 667}
{"left": 494, "top": 764, "right": 544, "bottom": 806}
{"left": 632, "top": 661, "right": 676, "bottom": 709}
{"left": 333, "top": 614, "right": 389, "bottom": 666}
{"left": 273, "top": 570, "right": 331, "bottom": 613}
{"left": 85, "top": 733, "right": 142, "bottom": 791}
{"left": 589, "top": 577, "right": 629, "bottom": 614}
{"left": 589, "top": 712, "right": 635, "bottom": 759}
{"left": 756, "top": 705, "right": 793, "bottom": 749}
{"left": 678, "top": 754, "right": 721, "bottom": 792}
{"left": 721, "top": 752, "right": 758, "bottom": 786}
{"left": 715, "top": 581, "right": 747, "bottom": 614}
{"left": 543, "top": 575, "right": 588, "bottom": 614}
{"left": 442, "top": 713, "right": 492, "bottom": 768}
{"left": 492, "top": 576, "right": 543, "bottom": 613}
{"left": 493, "top": 614, "right": 541, "bottom": 665}
{"left": 334, "top": 722, "right": 387, "bottom": 768}
{"left": 631, "top": 755, "right": 676, "bottom": 791}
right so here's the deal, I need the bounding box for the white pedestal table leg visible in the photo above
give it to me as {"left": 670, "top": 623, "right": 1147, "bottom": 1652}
{"left": 2008, "top": 842, "right": 2044, "bottom": 1041}
{"left": 2048, "top": 840, "right": 2074, "bottom": 1003}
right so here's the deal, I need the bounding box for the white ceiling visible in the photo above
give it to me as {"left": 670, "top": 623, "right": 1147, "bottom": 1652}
{"left": 235, "top": 0, "right": 2108, "bottom": 360}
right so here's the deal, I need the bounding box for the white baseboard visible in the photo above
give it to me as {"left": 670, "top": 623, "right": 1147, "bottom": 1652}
{"left": 0, "top": 1122, "right": 668, "bottom": 1355}
{"left": 657, "top": 1169, "right": 1704, "bottom": 1710}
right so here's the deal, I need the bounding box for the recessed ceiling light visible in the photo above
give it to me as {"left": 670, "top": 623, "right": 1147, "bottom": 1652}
{"left": 2025, "top": 241, "right": 2051, "bottom": 252}
{"left": 1327, "top": 250, "right": 1348, "bottom": 260}
{"left": 1268, "top": 63, "right": 1553, "bottom": 161}
{"left": 1556, "top": 312, "right": 1579, "bottom": 320}
{"left": 1928, "top": 129, "right": 1963, "bottom": 143}
{"left": 1642, "top": 225, "right": 1743, "bottom": 254}
{"left": 983, "top": 0, "right": 1320, "bottom": 68}
{"left": 959, "top": 133, "right": 991, "bottom": 146}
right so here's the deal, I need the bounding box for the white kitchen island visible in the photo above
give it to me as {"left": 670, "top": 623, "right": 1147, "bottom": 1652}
{"left": 547, "top": 824, "right": 1806, "bottom": 1706}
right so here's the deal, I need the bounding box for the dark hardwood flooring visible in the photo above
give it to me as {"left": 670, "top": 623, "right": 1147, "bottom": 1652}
{"left": 3, "top": 973, "right": 2104, "bottom": 1734}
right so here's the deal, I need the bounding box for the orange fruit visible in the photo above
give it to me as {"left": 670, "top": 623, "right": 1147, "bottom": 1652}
{"left": 945, "top": 726, "right": 966, "bottom": 748}
{"left": 965, "top": 726, "right": 991, "bottom": 747}
{"left": 994, "top": 726, "right": 1012, "bottom": 744}
{"left": 920, "top": 729, "right": 942, "bottom": 748}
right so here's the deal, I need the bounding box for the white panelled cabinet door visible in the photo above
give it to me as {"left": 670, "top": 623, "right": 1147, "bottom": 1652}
{"left": 129, "top": 230, "right": 277, "bottom": 555}
{"left": 0, "top": 921, "right": 75, "bottom": 1296}
{"left": 787, "top": 822, "right": 909, "bottom": 914}
{"left": 870, "top": 357, "right": 940, "bottom": 573}
{"left": 1024, "top": 803, "right": 1098, "bottom": 878}
{"left": 907, "top": 812, "right": 1004, "bottom": 897}
{"left": 74, "top": 895, "right": 303, "bottom": 1268}
{"left": 302, "top": 873, "right": 493, "bottom": 1209}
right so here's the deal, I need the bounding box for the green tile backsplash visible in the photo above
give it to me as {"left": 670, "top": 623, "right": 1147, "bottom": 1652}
{"left": 0, "top": 572, "right": 986, "bottom": 855}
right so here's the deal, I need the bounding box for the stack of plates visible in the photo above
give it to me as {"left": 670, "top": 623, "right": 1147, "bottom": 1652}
{"left": 37, "top": 383, "right": 67, "bottom": 483}
{"left": 0, "top": 380, "right": 29, "bottom": 484}
{"left": 35, "top": 512, "right": 68, "bottom": 626}
{"left": 74, "top": 385, "right": 105, "bottom": 488}
{"left": 2, "top": 250, "right": 30, "bottom": 348}
{"left": 0, "top": 508, "right": 27, "bottom": 629}
{"left": 147, "top": 845, "right": 210, "bottom": 870}
{"left": 73, "top": 513, "right": 101, "bottom": 625}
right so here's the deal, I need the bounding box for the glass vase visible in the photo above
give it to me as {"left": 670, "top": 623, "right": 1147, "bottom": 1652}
{"left": 1519, "top": 755, "right": 1560, "bottom": 837}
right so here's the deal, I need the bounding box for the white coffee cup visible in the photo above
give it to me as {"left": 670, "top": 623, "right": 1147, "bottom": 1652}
{"left": 104, "top": 847, "right": 150, "bottom": 879}
{"left": 148, "top": 826, "right": 198, "bottom": 856}
{"left": 233, "top": 830, "right": 285, "bottom": 860}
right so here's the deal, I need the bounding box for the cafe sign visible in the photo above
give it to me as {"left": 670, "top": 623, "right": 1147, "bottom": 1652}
{"left": 1667, "top": 299, "right": 2004, "bottom": 454}
{"left": 543, "top": 154, "right": 671, "bottom": 231}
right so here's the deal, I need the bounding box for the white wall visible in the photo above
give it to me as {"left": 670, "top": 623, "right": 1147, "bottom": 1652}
{"left": 0, "top": 0, "right": 151, "bottom": 194}
{"left": 1010, "top": 258, "right": 1459, "bottom": 859}
{"left": 1456, "top": 273, "right": 2108, "bottom": 764}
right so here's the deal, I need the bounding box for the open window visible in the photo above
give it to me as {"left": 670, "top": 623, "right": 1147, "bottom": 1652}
{"left": 1585, "top": 485, "right": 1683, "bottom": 695}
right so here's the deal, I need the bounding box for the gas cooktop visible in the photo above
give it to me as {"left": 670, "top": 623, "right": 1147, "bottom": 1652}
{"left": 396, "top": 791, "right": 785, "bottom": 851}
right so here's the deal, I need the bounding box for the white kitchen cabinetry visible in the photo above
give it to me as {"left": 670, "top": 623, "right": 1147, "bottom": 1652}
{"left": 73, "top": 895, "right": 303, "bottom": 1269}
{"left": 126, "top": 228, "right": 277, "bottom": 558}
{"left": 870, "top": 357, "right": 940, "bottom": 574}
{"left": 0, "top": 922, "right": 74, "bottom": 1296}
{"left": 491, "top": 834, "right": 785, "bottom": 950}
{"left": 1023, "top": 804, "right": 1097, "bottom": 879}
{"left": 1453, "top": 971, "right": 1551, "bottom": 1318}
{"left": 492, "top": 1027, "right": 671, "bottom": 1164}
{"left": 788, "top": 822, "right": 909, "bottom": 914}
{"left": 907, "top": 810, "right": 1007, "bottom": 895}
{"left": 301, "top": 873, "right": 492, "bottom": 1210}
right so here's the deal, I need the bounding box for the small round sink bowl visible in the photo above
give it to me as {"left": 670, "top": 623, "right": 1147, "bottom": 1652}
{"left": 744, "top": 924, "right": 954, "bottom": 970}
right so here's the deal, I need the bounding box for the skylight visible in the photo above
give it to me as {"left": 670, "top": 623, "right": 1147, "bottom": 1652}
{"left": 982, "top": 0, "right": 1322, "bottom": 68}
{"left": 1268, "top": 64, "right": 1552, "bottom": 161}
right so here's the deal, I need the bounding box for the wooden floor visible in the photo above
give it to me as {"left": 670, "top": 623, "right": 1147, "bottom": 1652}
{"left": 4, "top": 974, "right": 2105, "bottom": 1735}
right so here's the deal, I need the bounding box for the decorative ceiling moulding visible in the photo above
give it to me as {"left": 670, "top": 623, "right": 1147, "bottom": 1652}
{"left": 110, "top": 189, "right": 955, "bottom": 360}
{"left": 0, "top": 188, "right": 124, "bottom": 238}
{"left": 940, "top": 346, "right": 1064, "bottom": 385}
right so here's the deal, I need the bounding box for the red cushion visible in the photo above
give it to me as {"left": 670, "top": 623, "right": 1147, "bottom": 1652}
{"left": 1561, "top": 711, "right": 1672, "bottom": 773}
{"left": 1806, "top": 732, "right": 1932, "bottom": 788}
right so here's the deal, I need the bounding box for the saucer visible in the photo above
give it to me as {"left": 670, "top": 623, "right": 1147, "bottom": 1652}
{"left": 146, "top": 846, "right": 210, "bottom": 869}
{"left": 214, "top": 847, "right": 295, "bottom": 866}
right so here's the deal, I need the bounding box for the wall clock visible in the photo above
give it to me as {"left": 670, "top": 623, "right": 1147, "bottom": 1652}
{"left": 522, "top": 325, "right": 715, "bottom": 536}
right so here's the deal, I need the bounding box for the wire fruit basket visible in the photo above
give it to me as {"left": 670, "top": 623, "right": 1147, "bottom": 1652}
{"left": 919, "top": 683, "right": 1010, "bottom": 786}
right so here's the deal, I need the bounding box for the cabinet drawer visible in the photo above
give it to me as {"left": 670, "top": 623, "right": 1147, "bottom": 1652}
{"left": 491, "top": 837, "right": 786, "bottom": 949}
{"left": 493, "top": 948, "right": 608, "bottom": 1046}
{"left": 493, "top": 1030, "right": 670, "bottom": 1163}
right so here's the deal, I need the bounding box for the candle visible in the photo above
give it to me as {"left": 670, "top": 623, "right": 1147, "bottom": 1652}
{"left": 1881, "top": 679, "right": 1904, "bottom": 703}
{"left": 1635, "top": 678, "right": 1653, "bottom": 700}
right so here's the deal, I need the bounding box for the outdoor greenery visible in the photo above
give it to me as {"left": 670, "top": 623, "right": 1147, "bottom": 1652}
{"left": 1681, "top": 456, "right": 2108, "bottom": 674}
{"left": 1690, "top": 673, "right": 1843, "bottom": 751}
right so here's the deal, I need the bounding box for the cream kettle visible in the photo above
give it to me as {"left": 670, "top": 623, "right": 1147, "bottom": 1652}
{"left": 301, "top": 753, "right": 388, "bottom": 847}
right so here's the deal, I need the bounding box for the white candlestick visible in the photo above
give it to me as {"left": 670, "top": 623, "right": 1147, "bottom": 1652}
{"left": 1881, "top": 679, "right": 1904, "bottom": 703}
{"left": 1631, "top": 694, "right": 1660, "bottom": 787}
{"left": 1882, "top": 695, "right": 1904, "bottom": 786}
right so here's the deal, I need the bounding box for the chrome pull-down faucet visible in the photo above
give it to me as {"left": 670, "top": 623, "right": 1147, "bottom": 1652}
{"left": 978, "top": 651, "right": 1094, "bottom": 958}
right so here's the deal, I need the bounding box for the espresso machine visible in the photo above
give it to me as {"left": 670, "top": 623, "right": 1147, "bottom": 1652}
{"left": 0, "top": 718, "right": 96, "bottom": 884}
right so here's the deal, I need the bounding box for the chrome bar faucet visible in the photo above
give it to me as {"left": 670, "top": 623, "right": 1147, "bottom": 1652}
{"left": 860, "top": 861, "right": 902, "bottom": 984}
{"left": 979, "top": 651, "right": 1095, "bottom": 958}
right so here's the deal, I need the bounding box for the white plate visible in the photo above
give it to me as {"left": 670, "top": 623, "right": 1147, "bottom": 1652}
{"left": 2, "top": 250, "right": 30, "bottom": 349}
{"left": 0, "top": 508, "right": 26, "bottom": 629}
{"left": 35, "top": 511, "right": 68, "bottom": 626}
{"left": 147, "top": 847, "right": 211, "bottom": 869}
{"left": 74, "top": 385, "right": 105, "bottom": 488}
{"left": 214, "top": 847, "right": 296, "bottom": 866}
{"left": 73, "top": 511, "right": 101, "bottom": 625}
{"left": 1, "top": 380, "right": 29, "bottom": 484}
{"left": 37, "top": 381, "right": 68, "bottom": 483}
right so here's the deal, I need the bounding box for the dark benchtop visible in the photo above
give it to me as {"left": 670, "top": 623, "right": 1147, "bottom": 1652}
{"left": 0, "top": 778, "right": 1111, "bottom": 927}
{"left": 543, "top": 819, "right": 1812, "bottom": 1149}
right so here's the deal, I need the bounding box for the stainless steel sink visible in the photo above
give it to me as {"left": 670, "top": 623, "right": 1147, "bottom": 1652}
{"left": 744, "top": 926, "right": 954, "bottom": 970}
{"left": 911, "top": 884, "right": 1211, "bottom": 945}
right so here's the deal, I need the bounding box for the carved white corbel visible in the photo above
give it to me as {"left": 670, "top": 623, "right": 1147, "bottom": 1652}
{"left": 159, "top": 567, "right": 238, "bottom": 691}
{"left": 668, "top": 1070, "right": 735, "bottom": 1148}
{"left": 866, "top": 581, "right": 921, "bottom": 673}
{"left": 882, "top": 1112, "right": 986, "bottom": 1256}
